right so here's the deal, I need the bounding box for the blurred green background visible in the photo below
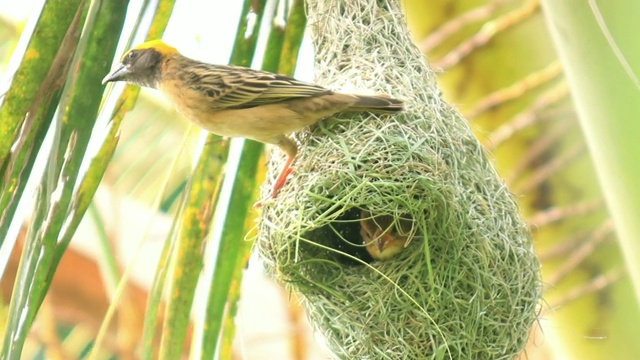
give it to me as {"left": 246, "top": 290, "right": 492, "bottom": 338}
{"left": 0, "top": 0, "right": 638, "bottom": 358}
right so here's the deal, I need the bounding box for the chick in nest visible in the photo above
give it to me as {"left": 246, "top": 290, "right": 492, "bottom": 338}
{"left": 360, "top": 210, "right": 415, "bottom": 261}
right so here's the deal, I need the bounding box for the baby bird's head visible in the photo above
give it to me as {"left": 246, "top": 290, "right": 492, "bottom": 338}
{"left": 102, "top": 40, "right": 178, "bottom": 89}
{"left": 360, "top": 210, "right": 414, "bottom": 261}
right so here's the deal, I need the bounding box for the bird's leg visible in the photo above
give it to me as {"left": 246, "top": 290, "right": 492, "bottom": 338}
{"left": 266, "top": 136, "right": 298, "bottom": 199}
{"left": 254, "top": 157, "right": 294, "bottom": 208}
{"left": 254, "top": 136, "right": 298, "bottom": 207}
{"left": 270, "top": 155, "right": 295, "bottom": 199}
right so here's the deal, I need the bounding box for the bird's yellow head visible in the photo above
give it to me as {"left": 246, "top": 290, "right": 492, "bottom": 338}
{"left": 102, "top": 40, "right": 179, "bottom": 89}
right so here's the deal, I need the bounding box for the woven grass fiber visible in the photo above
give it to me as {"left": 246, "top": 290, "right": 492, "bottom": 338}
{"left": 257, "top": 0, "right": 541, "bottom": 359}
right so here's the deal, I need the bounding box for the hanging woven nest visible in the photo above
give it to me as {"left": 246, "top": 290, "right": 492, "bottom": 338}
{"left": 257, "top": 0, "right": 541, "bottom": 359}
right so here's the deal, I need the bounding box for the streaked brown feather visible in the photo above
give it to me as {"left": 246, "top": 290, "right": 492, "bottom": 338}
{"left": 177, "top": 61, "right": 332, "bottom": 110}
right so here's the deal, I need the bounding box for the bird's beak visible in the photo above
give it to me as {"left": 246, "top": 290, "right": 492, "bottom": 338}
{"left": 376, "top": 232, "right": 386, "bottom": 252}
{"left": 102, "top": 63, "right": 129, "bottom": 85}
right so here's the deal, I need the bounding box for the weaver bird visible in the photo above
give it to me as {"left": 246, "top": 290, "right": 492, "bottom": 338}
{"left": 102, "top": 40, "right": 404, "bottom": 202}
{"left": 360, "top": 210, "right": 414, "bottom": 261}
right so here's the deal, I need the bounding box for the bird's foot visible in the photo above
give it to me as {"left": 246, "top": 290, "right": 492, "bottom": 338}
{"left": 254, "top": 167, "right": 294, "bottom": 208}
{"left": 271, "top": 166, "right": 294, "bottom": 197}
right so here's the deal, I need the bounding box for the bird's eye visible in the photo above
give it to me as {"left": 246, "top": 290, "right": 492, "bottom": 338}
{"left": 125, "top": 50, "right": 136, "bottom": 63}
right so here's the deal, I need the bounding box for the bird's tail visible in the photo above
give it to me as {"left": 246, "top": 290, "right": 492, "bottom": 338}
{"left": 349, "top": 94, "right": 405, "bottom": 113}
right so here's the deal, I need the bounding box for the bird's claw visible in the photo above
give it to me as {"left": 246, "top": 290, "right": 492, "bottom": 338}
{"left": 254, "top": 167, "right": 295, "bottom": 208}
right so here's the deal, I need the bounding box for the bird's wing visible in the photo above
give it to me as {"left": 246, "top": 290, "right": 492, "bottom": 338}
{"left": 189, "top": 64, "right": 332, "bottom": 109}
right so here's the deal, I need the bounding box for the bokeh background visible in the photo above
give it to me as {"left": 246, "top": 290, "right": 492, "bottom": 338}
{"left": 0, "top": 0, "right": 639, "bottom": 359}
